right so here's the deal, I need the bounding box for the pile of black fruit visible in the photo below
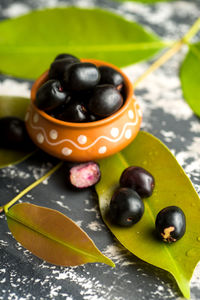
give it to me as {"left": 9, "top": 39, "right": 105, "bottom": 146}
{"left": 35, "top": 53, "right": 125, "bottom": 123}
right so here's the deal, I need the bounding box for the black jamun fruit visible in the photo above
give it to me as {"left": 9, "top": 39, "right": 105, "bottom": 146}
{"left": 57, "top": 101, "right": 88, "bottom": 123}
{"left": 99, "top": 66, "right": 124, "bottom": 90}
{"left": 109, "top": 187, "right": 144, "bottom": 227}
{"left": 49, "top": 57, "right": 79, "bottom": 80}
{"left": 155, "top": 206, "right": 186, "bottom": 243}
{"left": 120, "top": 166, "right": 155, "bottom": 198}
{"left": 69, "top": 162, "right": 101, "bottom": 188}
{"left": 88, "top": 114, "right": 100, "bottom": 122}
{"left": 88, "top": 84, "right": 123, "bottom": 118}
{"left": 63, "top": 62, "right": 100, "bottom": 91}
{"left": 35, "top": 80, "right": 70, "bottom": 111}
{"left": 54, "top": 53, "right": 80, "bottom": 62}
{"left": 0, "top": 116, "right": 34, "bottom": 150}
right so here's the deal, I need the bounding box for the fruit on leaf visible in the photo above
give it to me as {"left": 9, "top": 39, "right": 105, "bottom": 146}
{"left": 120, "top": 166, "right": 155, "bottom": 198}
{"left": 57, "top": 101, "right": 88, "bottom": 123}
{"left": 155, "top": 206, "right": 186, "bottom": 243}
{"left": 69, "top": 162, "right": 101, "bottom": 188}
{"left": 63, "top": 62, "right": 100, "bottom": 91}
{"left": 99, "top": 66, "right": 124, "bottom": 90}
{"left": 109, "top": 187, "right": 144, "bottom": 227}
{"left": 0, "top": 116, "right": 34, "bottom": 150}
{"left": 88, "top": 85, "right": 123, "bottom": 117}
{"left": 35, "top": 80, "right": 70, "bottom": 111}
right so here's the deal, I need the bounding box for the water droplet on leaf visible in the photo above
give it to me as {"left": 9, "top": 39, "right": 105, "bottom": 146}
{"left": 186, "top": 248, "right": 198, "bottom": 257}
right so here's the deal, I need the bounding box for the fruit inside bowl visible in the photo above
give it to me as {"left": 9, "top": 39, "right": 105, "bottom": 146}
{"left": 25, "top": 53, "right": 142, "bottom": 162}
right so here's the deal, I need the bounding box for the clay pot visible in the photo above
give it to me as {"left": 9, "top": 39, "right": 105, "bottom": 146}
{"left": 25, "top": 59, "right": 142, "bottom": 162}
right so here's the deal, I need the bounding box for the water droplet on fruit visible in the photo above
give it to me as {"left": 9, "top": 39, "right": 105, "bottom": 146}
{"left": 186, "top": 248, "right": 198, "bottom": 257}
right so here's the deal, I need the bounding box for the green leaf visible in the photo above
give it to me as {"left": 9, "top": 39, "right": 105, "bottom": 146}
{"left": 180, "top": 42, "right": 200, "bottom": 117}
{"left": 0, "top": 95, "right": 29, "bottom": 119}
{"left": 0, "top": 96, "right": 34, "bottom": 168}
{"left": 96, "top": 131, "right": 200, "bottom": 299}
{"left": 0, "top": 7, "right": 165, "bottom": 79}
{"left": 6, "top": 202, "right": 115, "bottom": 267}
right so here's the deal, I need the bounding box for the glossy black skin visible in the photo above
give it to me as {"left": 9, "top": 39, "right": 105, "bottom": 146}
{"left": 155, "top": 206, "right": 186, "bottom": 243}
{"left": 54, "top": 53, "right": 79, "bottom": 61}
{"left": 88, "top": 114, "right": 100, "bottom": 122}
{"left": 0, "top": 116, "right": 34, "bottom": 150}
{"left": 48, "top": 102, "right": 68, "bottom": 118}
{"left": 49, "top": 57, "right": 79, "bottom": 80}
{"left": 63, "top": 62, "right": 100, "bottom": 91}
{"left": 88, "top": 84, "right": 123, "bottom": 117}
{"left": 35, "top": 80, "right": 70, "bottom": 111}
{"left": 109, "top": 187, "right": 144, "bottom": 227}
{"left": 120, "top": 166, "right": 155, "bottom": 198}
{"left": 99, "top": 66, "right": 124, "bottom": 89}
{"left": 57, "top": 101, "right": 88, "bottom": 123}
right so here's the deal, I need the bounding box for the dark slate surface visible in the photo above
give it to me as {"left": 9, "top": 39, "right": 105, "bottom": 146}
{"left": 0, "top": 1, "right": 200, "bottom": 299}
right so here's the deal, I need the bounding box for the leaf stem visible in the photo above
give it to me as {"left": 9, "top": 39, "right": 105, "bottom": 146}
{"left": 182, "top": 17, "right": 200, "bottom": 44}
{"left": 3, "top": 161, "right": 63, "bottom": 214}
{"left": 133, "top": 17, "right": 200, "bottom": 89}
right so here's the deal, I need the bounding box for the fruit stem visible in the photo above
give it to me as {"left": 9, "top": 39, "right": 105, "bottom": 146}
{"left": 133, "top": 17, "right": 200, "bottom": 89}
{"left": 3, "top": 161, "right": 63, "bottom": 214}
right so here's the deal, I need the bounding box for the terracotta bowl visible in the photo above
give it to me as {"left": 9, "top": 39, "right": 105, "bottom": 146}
{"left": 25, "top": 59, "right": 142, "bottom": 162}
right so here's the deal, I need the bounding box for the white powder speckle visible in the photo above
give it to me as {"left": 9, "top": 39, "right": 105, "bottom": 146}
{"left": 54, "top": 201, "right": 71, "bottom": 211}
{"left": 0, "top": 79, "right": 30, "bottom": 98}
{"left": 87, "top": 221, "right": 102, "bottom": 231}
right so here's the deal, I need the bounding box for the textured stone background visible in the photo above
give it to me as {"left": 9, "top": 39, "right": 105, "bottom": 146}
{"left": 0, "top": 1, "right": 200, "bottom": 299}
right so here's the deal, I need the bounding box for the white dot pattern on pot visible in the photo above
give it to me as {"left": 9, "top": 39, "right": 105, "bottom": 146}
{"left": 36, "top": 133, "right": 44, "bottom": 144}
{"left": 77, "top": 135, "right": 87, "bottom": 145}
{"left": 49, "top": 129, "right": 58, "bottom": 140}
{"left": 128, "top": 110, "right": 134, "bottom": 119}
{"left": 110, "top": 127, "right": 119, "bottom": 138}
{"left": 33, "top": 113, "right": 39, "bottom": 123}
{"left": 62, "top": 147, "right": 72, "bottom": 156}
{"left": 125, "top": 129, "right": 132, "bottom": 139}
{"left": 98, "top": 146, "right": 107, "bottom": 154}
{"left": 28, "top": 99, "right": 141, "bottom": 160}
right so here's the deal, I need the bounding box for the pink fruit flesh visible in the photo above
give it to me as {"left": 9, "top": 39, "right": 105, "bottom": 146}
{"left": 69, "top": 162, "right": 101, "bottom": 188}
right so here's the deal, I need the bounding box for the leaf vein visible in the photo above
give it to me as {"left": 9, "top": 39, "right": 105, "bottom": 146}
{"left": 6, "top": 210, "right": 101, "bottom": 262}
